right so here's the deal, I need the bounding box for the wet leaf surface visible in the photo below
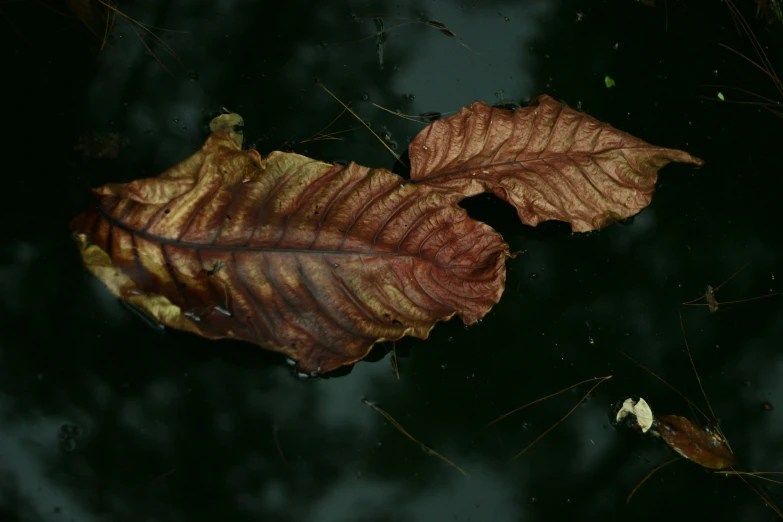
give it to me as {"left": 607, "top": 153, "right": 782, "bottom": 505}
{"left": 657, "top": 415, "right": 737, "bottom": 470}
{"left": 70, "top": 126, "right": 509, "bottom": 374}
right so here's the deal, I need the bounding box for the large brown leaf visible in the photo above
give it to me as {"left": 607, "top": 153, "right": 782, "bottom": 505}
{"left": 71, "top": 96, "right": 702, "bottom": 373}
{"left": 656, "top": 415, "right": 736, "bottom": 470}
{"left": 70, "top": 130, "right": 509, "bottom": 374}
{"left": 409, "top": 95, "right": 704, "bottom": 232}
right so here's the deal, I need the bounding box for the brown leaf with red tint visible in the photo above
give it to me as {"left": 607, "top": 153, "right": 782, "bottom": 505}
{"left": 656, "top": 415, "right": 736, "bottom": 470}
{"left": 409, "top": 95, "right": 703, "bottom": 232}
{"left": 71, "top": 95, "right": 703, "bottom": 373}
{"left": 70, "top": 128, "right": 509, "bottom": 374}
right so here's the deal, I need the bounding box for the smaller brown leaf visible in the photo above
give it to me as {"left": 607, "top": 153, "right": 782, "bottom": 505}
{"left": 409, "top": 95, "right": 704, "bottom": 232}
{"left": 656, "top": 415, "right": 736, "bottom": 470}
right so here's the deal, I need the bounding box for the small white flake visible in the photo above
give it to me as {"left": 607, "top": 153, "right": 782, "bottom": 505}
{"left": 616, "top": 397, "right": 654, "bottom": 432}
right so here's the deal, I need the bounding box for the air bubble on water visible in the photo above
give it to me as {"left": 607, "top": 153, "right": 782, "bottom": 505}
{"left": 530, "top": 272, "right": 539, "bottom": 279}
{"left": 588, "top": 336, "right": 595, "bottom": 345}
{"left": 441, "top": 363, "right": 448, "bottom": 370}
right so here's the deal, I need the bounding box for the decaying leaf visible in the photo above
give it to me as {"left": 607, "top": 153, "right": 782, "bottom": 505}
{"left": 70, "top": 130, "right": 509, "bottom": 374}
{"left": 408, "top": 95, "right": 703, "bottom": 232}
{"left": 70, "top": 95, "right": 702, "bottom": 373}
{"left": 656, "top": 415, "right": 736, "bottom": 470}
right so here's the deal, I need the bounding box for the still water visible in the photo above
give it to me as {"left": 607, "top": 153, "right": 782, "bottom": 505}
{"left": 2, "top": 1, "right": 782, "bottom": 521}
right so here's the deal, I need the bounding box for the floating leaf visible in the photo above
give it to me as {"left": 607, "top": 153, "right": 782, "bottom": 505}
{"left": 656, "top": 415, "right": 736, "bottom": 470}
{"left": 70, "top": 129, "right": 509, "bottom": 374}
{"left": 408, "top": 95, "right": 703, "bottom": 232}
{"left": 71, "top": 95, "right": 702, "bottom": 372}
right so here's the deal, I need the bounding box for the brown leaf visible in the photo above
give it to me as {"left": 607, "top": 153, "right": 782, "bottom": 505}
{"left": 408, "top": 95, "right": 703, "bottom": 232}
{"left": 70, "top": 129, "right": 509, "bottom": 374}
{"left": 656, "top": 415, "right": 736, "bottom": 470}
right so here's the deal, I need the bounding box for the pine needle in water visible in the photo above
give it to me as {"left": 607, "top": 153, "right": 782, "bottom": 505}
{"left": 716, "top": 470, "right": 783, "bottom": 485}
{"left": 317, "top": 82, "right": 407, "bottom": 167}
{"left": 362, "top": 399, "right": 469, "bottom": 478}
{"left": 508, "top": 376, "right": 612, "bottom": 462}
{"left": 735, "top": 471, "right": 783, "bottom": 519}
{"left": 486, "top": 375, "right": 611, "bottom": 428}
{"left": 486, "top": 375, "right": 613, "bottom": 462}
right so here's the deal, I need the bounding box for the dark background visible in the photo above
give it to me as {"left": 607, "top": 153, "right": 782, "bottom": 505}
{"left": 1, "top": 1, "right": 782, "bottom": 521}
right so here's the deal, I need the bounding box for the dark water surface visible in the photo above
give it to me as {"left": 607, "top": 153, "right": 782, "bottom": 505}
{"left": 2, "top": 1, "right": 783, "bottom": 521}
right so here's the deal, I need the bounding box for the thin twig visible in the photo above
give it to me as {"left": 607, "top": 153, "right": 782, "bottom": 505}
{"left": 678, "top": 312, "right": 716, "bottom": 421}
{"left": 486, "top": 375, "right": 610, "bottom": 428}
{"left": 735, "top": 470, "right": 783, "bottom": 519}
{"left": 619, "top": 349, "right": 708, "bottom": 422}
{"left": 372, "top": 103, "right": 430, "bottom": 124}
{"left": 508, "top": 376, "right": 613, "bottom": 462}
{"left": 715, "top": 470, "right": 783, "bottom": 485}
{"left": 317, "top": 81, "right": 406, "bottom": 167}
{"left": 362, "top": 399, "right": 469, "bottom": 477}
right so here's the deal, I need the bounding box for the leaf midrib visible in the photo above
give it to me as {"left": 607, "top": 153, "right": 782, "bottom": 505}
{"left": 98, "top": 205, "right": 495, "bottom": 270}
